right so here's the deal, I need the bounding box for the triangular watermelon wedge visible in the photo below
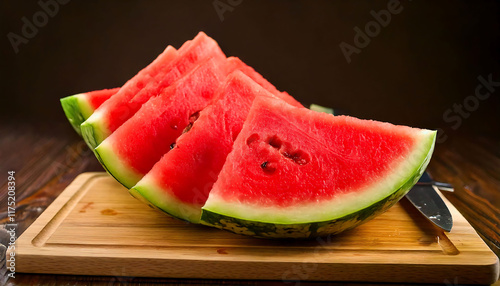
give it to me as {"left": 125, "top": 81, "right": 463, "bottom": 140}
{"left": 131, "top": 70, "right": 301, "bottom": 222}
{"left": 200, "top": 95, "right": 436, "bottom": 238}
{"left": 60, "top": 88, "right": 119, "bottom": 135}
{"left": 82, "top": 32, "right": 226, "bottom": 149}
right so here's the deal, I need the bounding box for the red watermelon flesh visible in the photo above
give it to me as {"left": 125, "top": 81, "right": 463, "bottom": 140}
{"left": 86, "top": 88, "right": 120, "bottom": 109}
{"left": 131, "top": 70, "right": 299, "bottom": 222}
{"left": 201, "top": 96, "right": 435, "bottom": 234}
{"left": 110, "top": 32, "right": 226, "bottom": 132}
{"left": 213, "top": 97, "right": 417, "bottom": 207}
{"left": 96, "top": 55, "right": 298, "bottom": 190}
{"left": 84, "top": 44, "right": 177, "bottom": 130}
{"left": 82, "top": 32, "right": 226, "bottom": 149}
{"left": 94, "top": 56, "right": 228, "bottom": 188}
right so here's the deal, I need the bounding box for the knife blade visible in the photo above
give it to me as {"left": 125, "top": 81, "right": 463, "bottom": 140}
{"left": 406, "top": 173, "right": 453, "bottom": 232}
{"left": 416, "top": 172, "right": 454, "bottom": 192}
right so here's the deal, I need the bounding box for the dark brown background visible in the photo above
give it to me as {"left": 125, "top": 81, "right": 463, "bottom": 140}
{"left": 1, "top": 0, "right": 499, "bottom": 139}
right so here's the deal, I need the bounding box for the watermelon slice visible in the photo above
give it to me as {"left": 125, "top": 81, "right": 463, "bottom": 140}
{"left": 80, "top": 44, "right": 177, "bottom": 148}
{"left": 82, "top": 32, "right": 226, "bottom": 149}
{"left": 94, "top": 56, "right": 227, "bottom": 188}
{"left": 131, "top": 70, "right": 302, "bottom": 222}
{"left": 60, "top": 88, "right": 119, "bottom": 135}
{"left": 95, "top": 56, "right": 299, "bottom": 189}
{"left": 200, "top": 96, "right": 436, "bottom": 238}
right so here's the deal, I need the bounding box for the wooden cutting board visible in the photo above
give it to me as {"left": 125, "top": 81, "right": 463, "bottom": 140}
{"left": 14, "top": 172, "right": 499, "bottom": 284}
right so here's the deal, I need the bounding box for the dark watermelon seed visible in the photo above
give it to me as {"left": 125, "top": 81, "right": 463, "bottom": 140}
{"left": 267, "top": 135, "right": 282, "bottom": 149}
{"left": 170, "top": 143, "right": 176, "bottom": 150}
{"left": 261, "top": 161, "right": 277, "bottom": 174}
{"left": 246, "top": 133, "right": 260, "bottom": 146}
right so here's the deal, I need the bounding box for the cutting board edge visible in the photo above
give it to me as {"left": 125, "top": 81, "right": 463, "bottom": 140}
{"left": 15, "top": 172, "right": 104, "bottom": 249}
{"left": 12, "top": 172, "right": 500, "bottom": 284}
{"left": 14, "top": 254, "right": 500, "bottom": 284}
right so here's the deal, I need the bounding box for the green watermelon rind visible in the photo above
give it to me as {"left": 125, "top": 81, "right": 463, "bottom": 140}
{"left": 309, "top": 104, "right": 334, "bottom": 115}
{"left": 131, "top": 180, "right": 202, "bottom": 223}
{"left": 128, "top": 187, "right": 176, "bottom": 216}
{"left": 60, "top": 94, "right": 94, "bottom": 135}
{"left": 81, "top": 114, "right": 110, "bottom": 150}
{"left": 93, "top": 139, "right": 143, "bottom": 189}
{"left": 200, "top": 131, "right": 436, "bottom": 239}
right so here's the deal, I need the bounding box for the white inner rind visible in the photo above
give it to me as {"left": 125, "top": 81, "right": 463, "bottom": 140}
{"left": 95, "top": 138, "right": 143, "bottom": 189}
{"left": 133, "top": 175, "right": 202, "bottom": 223}
{"left": 202, "top": 129, "right": 436, "bottom": 224}
{"left": 74, "top": 93, "right": 95, "bottom": 120}
{"left": 81, "top": 109, "right": 111, "bottom": 148}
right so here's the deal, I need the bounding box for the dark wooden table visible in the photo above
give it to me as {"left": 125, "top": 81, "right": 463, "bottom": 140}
{"left": 1, "top": 121, "right": 499, "bottom": 285}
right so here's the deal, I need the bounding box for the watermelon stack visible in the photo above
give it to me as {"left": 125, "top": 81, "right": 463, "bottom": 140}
{"left": 61, "top": 32, "right": 436, "bottom": 239}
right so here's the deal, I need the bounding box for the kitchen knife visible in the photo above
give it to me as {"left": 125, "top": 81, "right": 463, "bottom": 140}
{"left": 406, "top": 173, "right": 453, "bottom": 232}
{"left": 416, "top": 171, "right": 454, "bottom": 192}
{"left": 309, "top": 104, "right": 454, "bottom": 232}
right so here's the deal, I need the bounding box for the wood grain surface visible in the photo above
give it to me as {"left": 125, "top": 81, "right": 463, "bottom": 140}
{"left": 11, "top": 172, "right": 499, "bottom": 284}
